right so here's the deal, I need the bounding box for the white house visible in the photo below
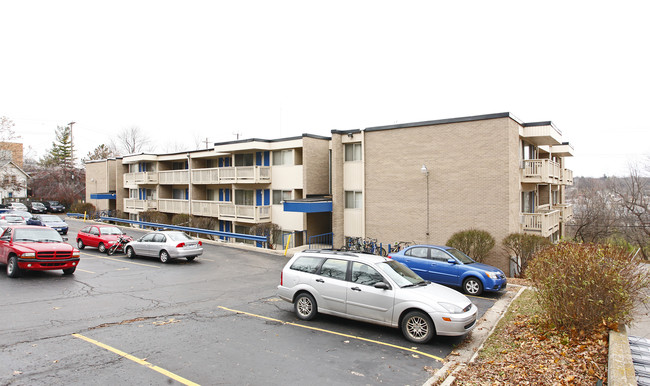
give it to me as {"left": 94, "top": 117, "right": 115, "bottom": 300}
{"left": 0, "top": 161, "right": 29, "bottom": 199}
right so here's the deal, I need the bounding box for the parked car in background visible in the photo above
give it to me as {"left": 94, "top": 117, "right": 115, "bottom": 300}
{"left": 0, "top": 214, "right": 27, "bottom": 227}
{"left": 0, "top": 226, "right": 80, "bottom": 277}
{"left": 388, "top": 245, "right": 507, "bottom": 296}
{"left": 125, "top": 231, "right": 203, "bottom": 263}
{"left": 9, "top": 211, "right": 33, "bottom": 222}
{"left": 28, "top": 202, "right": 48, "bottom": 214}
{"left": 76, "top": 225, "right": 126, "bottom": 253}
{"left": 8, "top": 202, "right": 28, "bottom": 211}
{"left": 43, "top": 201, "right": 65, "bottom": 213}
{"left": 277, "top": 250, "right": 477, "bottom": 343}
{"left": 26, "top": 214, "right": 69, "bottom": 235}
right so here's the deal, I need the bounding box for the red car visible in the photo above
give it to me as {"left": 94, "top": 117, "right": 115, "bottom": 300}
{"left": 76, "top": 224, "right": 126, "bottom": 253}
{"left": 0, "top": 226, "right": 80, "bottom": 277}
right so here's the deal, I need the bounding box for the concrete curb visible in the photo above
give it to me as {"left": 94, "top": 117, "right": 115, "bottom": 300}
{"left": 424, "top": 285, "right": 527, "bottom": 385}
{"left": 608, "top": 325, "right": 638, "bottom": 386}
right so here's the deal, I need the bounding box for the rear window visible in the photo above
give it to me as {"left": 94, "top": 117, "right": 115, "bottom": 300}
{"left": 290, "top": 256, "right": 323, "bottom": 273}
{"left": 167, "top": 232, "right": 192, "bottom": 241}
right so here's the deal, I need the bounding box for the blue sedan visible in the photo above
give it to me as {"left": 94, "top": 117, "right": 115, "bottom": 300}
{"left": 26, "top": 214, "right": 69, "bottom": 235}
{"left": 388, "top": 245, "right": 507, "bottom": 296}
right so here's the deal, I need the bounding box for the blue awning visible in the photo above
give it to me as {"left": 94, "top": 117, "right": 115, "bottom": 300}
{"left": 283, "top": 200, "right": 332, "bottom": 213}
{"left": 90, "top": 193, "right": 116, "bottom": 200}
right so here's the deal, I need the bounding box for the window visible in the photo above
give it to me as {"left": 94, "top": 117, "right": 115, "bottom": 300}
{"left": 522, "top": 191, "right": 535, "bottom": 213}
{"left": 272, "top": 190, "right": 292, "bottom": 204}
{"left": 405, "top": 247, "right": 428, "bottom": 258}
{"left": 319, "top": 259, "right": 348, "bottom": 280}
{"left": 522, "top": 142, "right": 537, "bottom": 160}
{"left": 141, "top": 234, "right": 155, "bottom": 242}
{"left": 129, "top": 189, "right": 138, "bottom": 199}
{"left": 273, "top": 149, "right": 293, "bottom": 166}
{"left": 430, "top": 249, "right": 450, "bottom": 262}
{"left": 153, "top": 234, "right": 166, "bottom": 243}
{"left": 290, "top": 256, "right": 323, "bottom": 273}
{"left": 235, "top": 153, "right": 254, "bottom": 166}
{"left": 207, "top": 189, "right": 217, "bottom": 201}
{"left": 235, "top": 190, "right": 254, "bottom": 205}
{"left": 345, "top": 191, "right": 362, "bottom": 209}
{"left": 345, "top": 143, "right": 362, "bottom": 161}
{"left": 351, "top": 262, "right": 384, "bottom": 286}
{"left": 172, "top": 161, "right": 187, "bottom": 170}
{"left": 172, "top": 189, "right": 187, "bottom": 200}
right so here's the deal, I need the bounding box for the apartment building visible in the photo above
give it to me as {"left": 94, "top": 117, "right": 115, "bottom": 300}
{"left": 331, "top": 112, "right": 573, "bottom": 274}
{"left": 86, "top": 134, "right": 331, "bottom": 246}
{"left": 86, "top": 112, "right": 574, "bottom": 274}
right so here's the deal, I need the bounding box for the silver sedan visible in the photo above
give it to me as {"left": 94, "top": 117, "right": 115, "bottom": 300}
{"left": 124, "top": 231, "right": 203, "bottom": 263}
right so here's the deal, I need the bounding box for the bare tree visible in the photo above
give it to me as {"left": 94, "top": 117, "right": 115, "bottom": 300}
{"left": 610, "top": 163, "right": 650, "bottom": 259}
{"left": 110, "top": 126, "right": 154, "bottom": 156}
{"left": 82, "top": 144, "right": 115, "bottom": 163}
{"left": 568, "top": 177, "right": 619, "bottom": 242}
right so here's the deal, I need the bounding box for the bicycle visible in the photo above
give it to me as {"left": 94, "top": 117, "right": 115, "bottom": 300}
{"left": 107, "top": 234, "right": 133, "bottom": 255}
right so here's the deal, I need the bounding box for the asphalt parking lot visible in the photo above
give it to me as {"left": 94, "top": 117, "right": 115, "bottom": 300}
{"left": 0, "top": 218, "right": 505, "bottom": 385}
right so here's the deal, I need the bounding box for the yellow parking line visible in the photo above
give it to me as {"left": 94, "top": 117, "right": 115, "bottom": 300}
{"left": 77, "top": 268, "right": 96, "bottom": 274}
{"left": 72, "top": 333, "right": 199, "bottom": 386}
{"left": 80, "top": 252, "right": 160, "bottom": 269}
{"left": 218, "top": 306, "right": 443, "bottom": 362}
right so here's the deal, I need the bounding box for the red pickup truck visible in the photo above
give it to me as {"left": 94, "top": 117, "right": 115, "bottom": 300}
{"left": 0, "top": 226, "right": 80, "bottom": 278}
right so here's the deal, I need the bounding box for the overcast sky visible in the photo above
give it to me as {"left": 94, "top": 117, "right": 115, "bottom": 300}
{"left": 2, "top": 1, "right": 648, "bottom": 177}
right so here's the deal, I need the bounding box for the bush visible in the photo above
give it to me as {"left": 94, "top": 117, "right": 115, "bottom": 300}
{"left": 502, "top": 233, "right": 551, "bottom": 278}
{"left": 446, "top": 229, "right": 495, "bottom": 263}
{"left": 190, "top": 216, "right": 217, "bottom": 240}
{"left": 171, "top": 214, "right": 190, "bottom": 226}
{"left": 528, "top": 242, "right": 650, "bottom": 330}
{"left": 70, "top": 202, "right": 96, "bottom": 216}
{"left": 139, "top": 210, "right": 168, "bottom": 224}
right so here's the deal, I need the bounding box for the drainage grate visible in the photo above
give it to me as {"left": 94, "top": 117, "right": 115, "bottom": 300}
{"left": 629, "top": 335, "right": 650, "bottom": 386}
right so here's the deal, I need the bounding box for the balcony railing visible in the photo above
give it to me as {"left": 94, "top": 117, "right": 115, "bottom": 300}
{"left": 159, "top": 170, "right": 189, "bottom": 184}
{"left": 219, "top": 204, "right": 271, "bottom": 223}
{"left": 124, "top": 172, "right": 158, "bottom": 186}
{"left": 562, "top": 168, "right": 574, "bottom": 185}
{"left": 521, "top": 159, "right": 561, "bottom": 184}
{"left": 217, "top": 166, "right": 271, "bottom": 184}
{"left": 553, "top": 203, "right": 574, "bottom": 221}
{"left": 124, "top": 198, "right": 158, "bottom": 211}
{"left": 522, "top": 209, "right": 560, "bottom": 237}
{"left": 158, "top": 199, "right": 190, "bottom": 214}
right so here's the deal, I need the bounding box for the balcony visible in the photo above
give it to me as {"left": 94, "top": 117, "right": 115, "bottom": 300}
{"left": 159, "top": 170, "right": 189, "bottom": 185}
{"left": 219, "top": 204, "right": 271, "bottom": 223}
{"left": 521, "top": 159, "right": 561, "bottom": 184}
{"left": 215, "top": 166, "right": 271, "bottom": 184}
{"left": 124, "top": 172, "right": 158, "bottom": 186}
{"left": 562, "top": 168, "right": 574, "bottom": 185}
{"left": 521, "top": 208, "right": 560, "bottom": 238}
{"left": 521, "top": 123, "right": 562, "bottom": 146}
{"left": 158, "top": 199, "right": 190, "bottom": 214}
{"left": 124, "top": 198, "right": 158, "bottom": 212}
{"left": 553, "top": 203, "right": 574, "bottom": 222}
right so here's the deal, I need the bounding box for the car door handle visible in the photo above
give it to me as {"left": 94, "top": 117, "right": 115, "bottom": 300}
{"left": 315, "top": 278, "right": 324, "bottom": 283}
{"left": 351, "top": 287, "right": 361, "bottom": 291}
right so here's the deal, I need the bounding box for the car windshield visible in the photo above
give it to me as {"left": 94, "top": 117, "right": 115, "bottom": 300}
{"left": 446, "top": 248, "right": 475, "bottom": 264}
{"left": 14, "top": 228, "right": 63, "bottom": 242}
{"left": 167, "top": 232, "right": 193, "bottom": 241}
{"left": 377, "top": 260, "right": 427, "bottom": 287}
{"left": 100, "top": 227, "right": 122, "bottom": 235}
{"left": 41, "top": 215, "right": 62, "bottom": 223}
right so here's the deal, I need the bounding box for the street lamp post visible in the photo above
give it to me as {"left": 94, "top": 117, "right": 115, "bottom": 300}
{"left": 421, "top": 164, "right": 430, "bottom": 239}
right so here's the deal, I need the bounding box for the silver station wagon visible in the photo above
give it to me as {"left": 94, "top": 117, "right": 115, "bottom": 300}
{"left": 277, "top": 250, "right": 478, "bottom": 343}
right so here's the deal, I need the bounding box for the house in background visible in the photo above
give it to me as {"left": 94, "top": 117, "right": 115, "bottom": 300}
{"left": 85, "top": 112, "right": 574, "bottom": 274}
{"left": 0, "top": 142, "right": 29, "bottom": 200}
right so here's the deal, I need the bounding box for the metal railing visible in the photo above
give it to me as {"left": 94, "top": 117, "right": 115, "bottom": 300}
{"left": 308, "top": 232, "right": 333, "bottom": 249}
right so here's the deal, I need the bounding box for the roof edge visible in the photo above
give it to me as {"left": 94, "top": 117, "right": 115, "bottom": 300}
{"left": 364, "top": 112, "right": 522, "bottom": 132}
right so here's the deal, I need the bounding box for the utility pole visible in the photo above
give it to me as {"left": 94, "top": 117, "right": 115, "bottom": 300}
{"left": 203, "top": 137, "right": 210, "bottom": 149}
{"left": 68, "top": 121, "right": 76, "bottom": 166}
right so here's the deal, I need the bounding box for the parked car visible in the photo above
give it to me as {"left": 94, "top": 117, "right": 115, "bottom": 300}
{"left": 28, "top": 202, "right": 48, "bottom": 214}
{"left": 26, "top": 214, "right": 69, "bottom": 235}
{"left": 9, "top": 210, "right": 33, "bottom": 221}
{"left": 124, "top": 231, "right": 203, "bottom": 263}
{"left": 43, "top": 201, "right": 66, "bottom": 213}
{"left": 388, "top": 245, "right": 507, "bottom": 296}
{"left": 277, "top": 250, "right": 477, "bottom": 343}
{"left": 8, "top": 202, "right": 28, "bottom": 211}
{"left": 0, "top": 214, "right": 27, "bottom": 227}
{"left": 76, "top": 225, "right": 127, "bottom": 253}
{"left": 0, "top": 226, "right": 80, "bottom": 277}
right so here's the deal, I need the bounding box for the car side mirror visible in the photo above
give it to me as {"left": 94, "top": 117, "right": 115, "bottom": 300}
{"left": 374, "top": 282, "right": 390, "bottom": 290}
{"left": 447, "top": 258, "right": 457, "bottom": 264}
{"left": 62, "top": 237, "right": 68, "bottom": 241}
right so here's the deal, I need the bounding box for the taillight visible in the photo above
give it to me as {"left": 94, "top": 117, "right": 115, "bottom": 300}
{"left": 198, "top": 241, "right": 202, "bottom": 246}
{"left": 280, "top": 271, "right": 283, "bottom": 286}
{"left": 176, "top": 242, "right": 185, "bottom": 248}
{"left": 387, "top": 255, "right": 392, "bottom": 259}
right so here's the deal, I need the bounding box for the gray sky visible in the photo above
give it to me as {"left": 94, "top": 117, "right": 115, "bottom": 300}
{"left": 2, "top": 1, "right": 648, "bottom": 177}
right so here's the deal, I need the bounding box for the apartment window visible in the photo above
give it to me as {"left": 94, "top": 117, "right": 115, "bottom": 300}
{"left": 235, "top": 190, "right": 254, "bottom": 206}
{"left": 552, "top": 190, "right": 559, "bottom": 206}
{"left": 206, "top": 159, "right": 217, "bottom": 168}
{"left": 207, "top": 189, "right": 217, "bottom": 201}
{"left": 272, "top": 190, "right": 292, "bottom": 204}
{"left": 235, "top": 153, "right": 254, "bottom": 166}
{"left": 345, "top": 191, "right": 362, "bottom": 209}
{"left": 129, "top": 189, "right": 138, "bottom": 199}
{"left": 521, "top": 191, "right": 535, "bottom": 213}
{"left": 173, "top": 188, "right": 187, "bottom": 200}
{"left": 273, "top": 149, "right": 293, "bottom": 166}
{"left": 345, "top": 143, "right": 362, "bottom": 161}
{"left": 172, "top": 161, "right": 187, "bottom": 170}
{"left": 522, "top": 142, "right": 537, "bottom": 160}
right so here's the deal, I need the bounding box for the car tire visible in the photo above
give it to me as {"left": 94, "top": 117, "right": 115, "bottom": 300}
{"left": 63, "top": 267, "right": 76, "bottom": 275}
{"left": 159, "top": 250, "right": 170, "bottom": 264}
{"left": 126, "top": 247, "right": 136, "bottom": 259}
{"left": 294, "top": 292, "right": 317, "bottom": 320}
{"left": 98, "top": 243, "right": 107, "bottom": 253}
{"left": 7, "top": 255, "right": 21, "bottom": 278}
{"left": 462, "top": 277, "right": 483, "bottom": 296}
{"left": 77, "top": 239, "right": 85, "bottom": 249}
{"left": 186, "top": 256, "right": 196, "bottom": 262}
{"left": 401, "top": 310, "right": 435, "bottom": 344}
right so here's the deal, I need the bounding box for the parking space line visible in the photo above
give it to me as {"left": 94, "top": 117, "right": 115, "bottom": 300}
{"left": 72, "top": 333, "right": 199, "bottom": 386}
{"left": 80, "top": 252, "right": 160, "bottom": 268}
{"left": 77, "top": 268, "right": 96, "bottom": 274}
{"left": 218, "top": 306, "right": 443, "bottom": 362}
